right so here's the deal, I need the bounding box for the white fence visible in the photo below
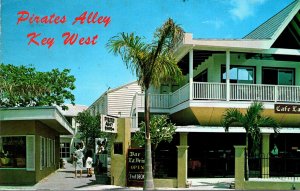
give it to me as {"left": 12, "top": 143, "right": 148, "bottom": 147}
{"left": 133, "top": 83, "right": 300, "bottom": 110}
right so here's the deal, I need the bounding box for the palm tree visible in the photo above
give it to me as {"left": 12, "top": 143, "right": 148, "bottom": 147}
{"left": 222, "top": 102, "right": 279, "bottom": 180}
{"left": 107, "top": 18, "right": 184, "bottom": 190}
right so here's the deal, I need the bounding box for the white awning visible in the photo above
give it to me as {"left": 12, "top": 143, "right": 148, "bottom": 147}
{"left": 175, "top": 126, "right": 300, "bottom": 134}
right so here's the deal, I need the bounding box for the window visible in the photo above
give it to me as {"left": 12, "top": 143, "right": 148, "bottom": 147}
{"left": 114, "top": 143, "right": 123, "bottom": 155}
{"left": 0, "top": 136, "right": 26, "bottom": 168}
{"left": 40, "top": 137, "right": 46, "bottom": 169}
{"left": 40, "top": 137, "right": 55, "bottom": 169}
{"left": 221, "top": 66, "right": 255, "bottom": 84}
{"left": 194, "top": 70, "right": 208, "bottom": 82}
{"left": 262, "top": 68, "right": 294, "bottom": 85}
{"left": 60, "top": 142, "right": 70, "bottom": 158}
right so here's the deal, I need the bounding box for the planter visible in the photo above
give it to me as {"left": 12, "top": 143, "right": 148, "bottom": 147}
{"left": 0, "top": 157, "right": 10, "bottom": 165}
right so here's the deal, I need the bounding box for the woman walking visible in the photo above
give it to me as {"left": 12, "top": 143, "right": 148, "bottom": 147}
{"left": 73, "top": 141, "right": 85, "bottom": 178}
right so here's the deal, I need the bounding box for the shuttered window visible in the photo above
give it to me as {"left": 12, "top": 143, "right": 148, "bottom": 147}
{"left": 47, "top": 139, "right": 51, "bottom": 167}
{"left": 40, "top": 136, "right": 46, "bottom": 169}
{"left": 40, "top": 136, "right": 43, "bottom": 170}
{"left": 26, "top": 135, "right": 35, "bottom": 171}
{"left": 53, "top": 140, "right": 56, "bottom": 165}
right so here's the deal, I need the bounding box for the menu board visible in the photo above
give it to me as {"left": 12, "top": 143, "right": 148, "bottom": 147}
{"left": 127, "top": 148, "right": 145, "bottom": 187}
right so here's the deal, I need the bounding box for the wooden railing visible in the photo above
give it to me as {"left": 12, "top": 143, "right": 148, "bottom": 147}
{"left": 193, "top": 82, "right": 226, "bottom": 100}
{"left": 230, "top": 83, "right": 275, "bottom": 101}
{"left": 132, "top": 83, "right": 300, "bottom": 110}
{"left": 170, "top": 84, "right": 190, "bottom": 107}
{"left": 137, "top": 93, "right": 170, "bottom": 109}
{"left": 277, "top": 85, "right": 300, "bottom": 102}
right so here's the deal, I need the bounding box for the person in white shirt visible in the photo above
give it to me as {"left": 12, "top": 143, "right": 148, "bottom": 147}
{"left": 85, "top": 149, "right": 93, "bottom": 177}
{"left": 73, "top": 141, "right": 85, "bottom": 178}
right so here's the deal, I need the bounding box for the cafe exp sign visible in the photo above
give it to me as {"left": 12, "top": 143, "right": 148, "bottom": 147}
{"left": 101, "top": 115, "right": 117, "bottom": 133}
{"left": 274, "top": 104, "right": 300, "bottom": 114}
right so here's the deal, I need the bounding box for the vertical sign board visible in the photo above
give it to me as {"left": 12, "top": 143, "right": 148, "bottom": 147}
{"left": 101, "top": 115, "right": 117, "bottom": 133}
{"left": 127, "top": 148, "right": 145, "bottom": 187}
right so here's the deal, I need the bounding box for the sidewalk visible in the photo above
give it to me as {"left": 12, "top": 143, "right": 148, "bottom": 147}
{"left": 0, "top": 162, "right": 234, "bottom": 190}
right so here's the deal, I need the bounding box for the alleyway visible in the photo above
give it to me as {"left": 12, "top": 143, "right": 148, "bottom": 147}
{"left": 0, "top": 162, "right": 234, "bottom": 190}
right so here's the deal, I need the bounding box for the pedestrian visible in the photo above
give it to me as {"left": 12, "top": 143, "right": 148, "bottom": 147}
{"left": 73, "top": 140, "right": 85, "bottom": 178}
{"left": 85, "top": 149, "right": 93, "bottom": 177}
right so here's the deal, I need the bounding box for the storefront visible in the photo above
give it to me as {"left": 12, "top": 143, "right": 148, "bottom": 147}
{"left": 0, "top": 107, "right": 73, "bottom": 185}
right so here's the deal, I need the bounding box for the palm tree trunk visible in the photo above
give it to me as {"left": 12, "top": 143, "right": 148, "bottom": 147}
{"left": 245, "top": 132, "right": 249, "bottom": 181}
{"left": 143, "top": 89, "right": 154, "bottom": 190}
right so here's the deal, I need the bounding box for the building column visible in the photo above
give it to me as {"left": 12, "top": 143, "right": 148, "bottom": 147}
{"left": 177, "top": 132, "right": 189, "bottom": 188}
{"left": 110, "top": 118, "right": 131, "bottom": 186}
{"left": 226, "top": 50, "right": 230, "bottom": 101}
{"left": 261, "top": 133, "right": 270, "bottom": 178}
{"left": 234, "top": 145, "right": 246, "bottom": 190}
{"left": 189, "top": 50, "right": 193, "bottom": 100}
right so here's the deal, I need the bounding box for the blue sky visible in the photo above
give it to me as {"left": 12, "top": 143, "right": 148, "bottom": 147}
{"left": 1, "top": 0, "right": 294, "bottom": 106}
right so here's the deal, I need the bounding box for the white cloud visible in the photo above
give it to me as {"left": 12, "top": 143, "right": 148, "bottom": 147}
{"left": 229, "top": 0, "right": 267, "bottom": 20}
{"left": 202, "top": 19, "right": 224, "bottom": 29}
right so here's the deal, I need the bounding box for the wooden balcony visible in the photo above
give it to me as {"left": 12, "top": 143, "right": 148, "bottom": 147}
{"left": 132, "top": 82, "right": 300, "bottom": 112}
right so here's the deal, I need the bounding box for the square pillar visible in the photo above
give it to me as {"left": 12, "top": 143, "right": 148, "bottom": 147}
{"left": 234, "top": 145, "right": 246, "bottom": 189}
{"left": 261, "top": 134, "right": 270, "bottom": 178}
{"left": 110, "top": 118, "right": 131, "bottom": 186}
{"left": 177, "top": 132, "right": 188, "bottom": 188}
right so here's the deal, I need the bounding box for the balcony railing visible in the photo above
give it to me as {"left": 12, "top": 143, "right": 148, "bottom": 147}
{"left": 132, "top": 82, "right": 300, "bottom": 111}
{"left": 136, "top": 93, "right": 170, "bottom": 109}
{"left": 170, "top": 84, "right": 190, "bottom": 107}
{"left": 193, "top": 82, "right": 226, "bottom": 100}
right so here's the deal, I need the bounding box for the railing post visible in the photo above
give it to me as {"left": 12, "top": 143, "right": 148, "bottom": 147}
{"left": 226, "top": 50, "right": 230, "bottom": 101}
{"left": 275, "top": 86, "right": 278, "bottom": 102}
{"left": 189, "top": 49, "right": 193, "bottom": 100}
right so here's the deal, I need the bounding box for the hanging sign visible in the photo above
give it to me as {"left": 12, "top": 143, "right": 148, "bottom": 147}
{"left": 101, "top": 115, "right": 118, "bottom": 133}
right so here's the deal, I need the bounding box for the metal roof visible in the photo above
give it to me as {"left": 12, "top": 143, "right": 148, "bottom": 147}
{"left": 243, "top": 0, "right": 300, "bottom": 40}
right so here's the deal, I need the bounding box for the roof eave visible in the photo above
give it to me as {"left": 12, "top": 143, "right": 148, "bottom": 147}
{"left": 0, "top": 107, "right": 74, "bottom": 135}
{"left": 174, "top": 33, "right": 273, "bottom": 59}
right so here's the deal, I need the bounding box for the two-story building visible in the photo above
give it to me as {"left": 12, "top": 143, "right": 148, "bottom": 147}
{"left": 130, "top": 0, "right": 300, "bottom": 179}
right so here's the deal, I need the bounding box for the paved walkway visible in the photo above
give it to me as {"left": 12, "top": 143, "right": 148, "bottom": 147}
{"left": 0, "top": 162, "right": 234, "bottom": 190}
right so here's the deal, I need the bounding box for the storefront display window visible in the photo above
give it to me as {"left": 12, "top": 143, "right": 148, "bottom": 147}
{"left": 0, "top": 136, "right": 26, "bottom": 168}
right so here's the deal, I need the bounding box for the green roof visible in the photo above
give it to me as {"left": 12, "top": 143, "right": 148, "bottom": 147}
{"left": 244, "top": 0, "right": 300, "bottom": 40}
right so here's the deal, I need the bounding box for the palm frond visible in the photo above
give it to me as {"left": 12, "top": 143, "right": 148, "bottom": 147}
{"left": 107, "top": 32, "right": 150, "bottom": 88}
{"left": 150, "top": 52, "right": 183, "bottom": 88}
{"left": 222, "top": 108, "right": 244, "bottom": 132}
{"left": 258, "top": 116, "right": 280, "bottom": 134}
